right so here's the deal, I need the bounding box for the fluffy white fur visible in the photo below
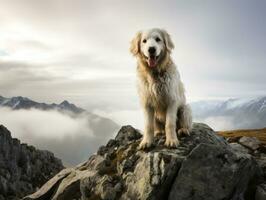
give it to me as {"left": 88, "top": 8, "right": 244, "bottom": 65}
{"left": 130, "top": 28, "right": 192, "bottom": 149}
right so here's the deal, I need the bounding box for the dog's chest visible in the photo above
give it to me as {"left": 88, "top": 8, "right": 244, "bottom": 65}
{"left": 145, "top": 72, "right": 172, "bottom": 105}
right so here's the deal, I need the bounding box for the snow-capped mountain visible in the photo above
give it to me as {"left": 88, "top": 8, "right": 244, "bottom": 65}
{"left": 191, "top": 96, "right": 266, "bottom": 130}
{"left": 0, "top": 95, "right": 84, "bottom": 113}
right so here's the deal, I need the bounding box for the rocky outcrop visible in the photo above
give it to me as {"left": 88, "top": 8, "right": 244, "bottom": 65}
{"left": 24, "top": 123, "right": 265, "bottom": 200}
{"left": 0, "top": 125, "right": 64, "bottom": 200}
{"left": 224, "top": 136, "right": 266, "bottom": 200}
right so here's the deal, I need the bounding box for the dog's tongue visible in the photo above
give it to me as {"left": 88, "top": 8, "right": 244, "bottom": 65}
{"left": 148, "top": 58, "right": 157, "bottom": 68}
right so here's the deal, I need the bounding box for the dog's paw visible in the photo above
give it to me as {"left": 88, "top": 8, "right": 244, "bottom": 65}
{"left": 139, "top": 138, "right": 153, "bottom": 150}
{"left": 177, "top": 128, "right": 190, "bottom": 136}
{"left": 165, "top": 137, "right": 179, "bottom": 148}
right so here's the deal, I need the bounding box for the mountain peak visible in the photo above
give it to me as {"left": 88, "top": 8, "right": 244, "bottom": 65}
{"left": 0, "top": 124, "right": 11, "bottom": 139}
{"left": 12, "top": 96, "right": 30, "bottom": 101}
{"left": 60, "top": 100, "right": 71, "bottom": 105}
{"left": 58, "top": 100, "right": 84, "bottom": 113}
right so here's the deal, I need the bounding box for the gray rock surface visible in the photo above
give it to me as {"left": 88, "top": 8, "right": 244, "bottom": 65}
{"left": 0, "top": 125, "right": 64, "bottom": 200}
{"left": 24, "top": 123, "right": 263, "bottom": 200}
{"left": 225, "top": 135, "right": 266, "bottom": 200}
{"left": 169, "top": 143, "right": 259, "bottom": 200}
{"left": 230, "top": 142, "right": 250, "bottom": 154}
{"left": 256, "top": 184, "right": 266, "bottom": 200}
{"left": 239, "top": 136, "right": 261, "bottom": 151}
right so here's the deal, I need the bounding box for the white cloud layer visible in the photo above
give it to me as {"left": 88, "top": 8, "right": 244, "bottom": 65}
{"left": 0, "top": 108, "right": 116, "bottom": 166}
{"left": 194, "top": 116, "right": 235, "bottom": 131}
{"left": 93, "top": 108, "right": 144, "bottom": 130}
{"left": 0, "top": 107, "right": 93, "bottom": 139}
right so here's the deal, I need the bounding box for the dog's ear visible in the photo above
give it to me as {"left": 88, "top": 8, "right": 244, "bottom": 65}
{"left": 130, "top": 31, "right": 142, "bottom": 56}
{"left": 161, "top": 29, "right": 174, "bottom": 52}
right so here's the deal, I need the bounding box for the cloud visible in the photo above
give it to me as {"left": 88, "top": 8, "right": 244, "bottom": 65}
{"left": 93, "top": 108, "right": 144, "bottom": 130}
{"left": 0, "top": 107, "right": 116, "bottom": 166}
{"left": 194, "top": 116, "right": 235, "bottom": 131}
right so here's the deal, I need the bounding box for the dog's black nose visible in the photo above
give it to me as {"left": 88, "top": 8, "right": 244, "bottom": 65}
{"left": 148, "top": 47, "right": 156, "bottom": 54}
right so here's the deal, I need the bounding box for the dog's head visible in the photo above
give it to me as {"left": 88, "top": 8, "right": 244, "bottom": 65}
{"left": 130, "top": 28, "right": 174, "bottom": 68}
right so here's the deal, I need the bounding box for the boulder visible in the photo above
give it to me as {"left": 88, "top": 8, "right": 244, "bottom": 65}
{"left": 169, "top": 143, "right": 259, "bottom": 200}
{"left": 239, "top": 136, "right": 261, "bottom": 151}
{"left": 24, "top": 123, "right": 262, "bottom": 200}
{"left": 230, "top": 142, "right": 250, "bottom": 154}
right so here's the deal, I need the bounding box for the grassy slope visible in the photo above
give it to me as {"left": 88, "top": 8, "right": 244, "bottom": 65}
{"left": 218, "top": 128, "right": 266, "bottom": 144}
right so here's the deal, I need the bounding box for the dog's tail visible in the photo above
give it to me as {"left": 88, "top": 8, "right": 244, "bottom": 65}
{"left": 177, "top": 104, "right": 193, "bottom": 131}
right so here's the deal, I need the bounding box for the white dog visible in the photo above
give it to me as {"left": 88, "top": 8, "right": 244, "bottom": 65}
{"left": 130, "top": 28, "right": 192, "bottom": 149}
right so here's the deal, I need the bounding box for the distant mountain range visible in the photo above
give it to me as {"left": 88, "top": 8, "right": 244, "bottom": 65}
{"left": 0, "top": 95, "right": 118, "bottom": 135}
{"left": 0, "top": 95, "right": 119, "bottom": 165}
{"left": 1, "top": 95, "right": 265, "bottom": 130}
{"left": 0, "top": 95, "right": 84, "bottom": 114}
{"left": 191, "top": 96, "right": 266, "bottom": 129}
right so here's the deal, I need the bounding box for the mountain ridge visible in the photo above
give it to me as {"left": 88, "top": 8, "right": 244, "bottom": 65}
{"left": 0, "top": 95, "right": 85, "bottom": 114}
{"left": 191, "top": 96, "right": 266, "bottom": 129}
{"left": 191, "top": 96, "right": 266, "bottom": 115}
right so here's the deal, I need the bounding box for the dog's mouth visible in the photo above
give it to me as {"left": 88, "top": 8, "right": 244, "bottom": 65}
{"left": 145, "top": 55, "right": 159, "bottom": 68}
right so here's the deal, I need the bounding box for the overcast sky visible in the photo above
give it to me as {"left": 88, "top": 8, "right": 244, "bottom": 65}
{"left": 0, "top": 0, "right": 266, "bottom": 111}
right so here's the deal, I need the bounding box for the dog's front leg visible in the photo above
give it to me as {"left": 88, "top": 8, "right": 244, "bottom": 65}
{"left": 165, "top": 103, "right": 179, "bottom": 148}
{"left": 139, "top": 106, "right": 154, "bottom": 149}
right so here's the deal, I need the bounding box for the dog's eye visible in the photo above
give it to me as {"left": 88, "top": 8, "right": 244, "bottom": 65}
{"left": 143, "top": 39, "right": 147, "bottom": 43}
{"left": 155, "top": 37, "right": 161, "bottom": 42}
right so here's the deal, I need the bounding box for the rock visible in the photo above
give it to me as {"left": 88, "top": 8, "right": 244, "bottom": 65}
{"left": 169, "top": 143, "right": 259, "bottom": 200}
{"left": 230, "top": 142, "right": 250, "bottom": 154}
{"left": 239, "top": 136, "right": 261, "bottom": 151}
{"left": 0, "top": 125, "right": 64, "bottom": 200}
{"left": 115, "top": 125, "right": 142, "bottom": 143}
{"left": 24, "top": 168, "right": 74, "bottom": 200}
{"left": 222, "top": 133, "right": 266, "bottom": 181}
{"left": 255, "top": 154, "right": 266, "bottom": 177}
{"left": 227, "top": 136, "right": 242, "bottom": 143}
{"left": 24, "top": 123, "right": 263, "bottom": 200}
{"left": 256, "top": 184, "right": 266, "bottom": 200}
